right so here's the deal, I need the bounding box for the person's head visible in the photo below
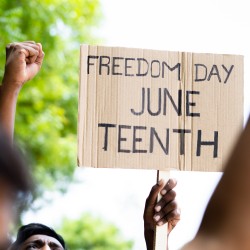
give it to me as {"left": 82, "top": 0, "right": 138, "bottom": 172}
{"left": 0, "top": 127, "right": 33, "bottom": 247}
{"left": 10, "top": 223, "right": 66, "bottom": 250}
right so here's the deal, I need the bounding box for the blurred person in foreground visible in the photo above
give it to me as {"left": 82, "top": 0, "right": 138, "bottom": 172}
{"left": 2, "top": 41, "right": 180, "bottom": 250}
{"left": 0, "top": 129, "right": 33, "bottom": 249}
{"left": 180, "top": 115, "right": 250, "bottom": 250}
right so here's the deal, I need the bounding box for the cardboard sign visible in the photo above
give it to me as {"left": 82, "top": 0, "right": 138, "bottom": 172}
{"left": 77, "top": 45, "right": 243, "bottom": 171}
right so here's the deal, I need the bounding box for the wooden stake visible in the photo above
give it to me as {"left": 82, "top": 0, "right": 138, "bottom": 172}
{"left": 154, "top": 170, "right": 170, "bottom": 250}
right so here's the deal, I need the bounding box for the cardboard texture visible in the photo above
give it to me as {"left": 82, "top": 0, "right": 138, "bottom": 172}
{"left": 78, "top": 45, "right": 243, "bottom": 171}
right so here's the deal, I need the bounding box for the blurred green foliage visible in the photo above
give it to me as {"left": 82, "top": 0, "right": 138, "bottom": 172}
{"left": 58, "top": 213, "right": 134, "bottom": 250}
{"left": 1, "top": 3, "right": 135, "bottom": 248}
{"left": 0, "top": 0, "right": 102, "bottom": 194}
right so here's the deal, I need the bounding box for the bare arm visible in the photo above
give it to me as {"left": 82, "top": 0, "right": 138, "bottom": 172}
{"left": 182, "top": 116, "right": 250, "bottom": 250}
{"left": 0, "top": 41, "right": 44, "bottom": 141}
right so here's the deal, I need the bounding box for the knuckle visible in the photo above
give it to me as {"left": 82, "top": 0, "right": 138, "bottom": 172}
{"left": 158, "top": 198, "right": 166, "bottom": 207}
{"left": 6, "top": 43, "right": 11, "bottom": 49}
{"left": 168, "top": 189, "right": 176, "bottom": 199}
{"left": 162, "top": 201, "right": 175, "bottom": 213}
{"left": 169, "top": 201, "right": 178, "bottom": 211}
{"left": 166, "top": 210, "right": 177, "bottom": 221}
{"left": 158, "top": 218, "right": 167, "bottom": 225}
{"left": 170, "top": 209, "right": 181, "bottom": 220}
{"left": 170, "top": 200, "right": 178, "bottom": 209}
{"left": 157, "top": 211, "right": 164, "bottom": 219}
{"left": 163, "top": 190, "right": 176, "bottom": 202}
{"left": 6, "top": 42, "right": 18, "bottom": 50}
{"left": 166, "top": 178, "right": 177, "bottom": 188}
{"left": 13, "top": 44, "right": 23, "bottom": 52}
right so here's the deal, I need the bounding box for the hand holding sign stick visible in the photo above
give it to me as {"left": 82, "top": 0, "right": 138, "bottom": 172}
{"left": 154, "top": 170, "right": 172, "bottom": 250}
{"left": 143, "top": 172, "right": 180, "bottom": 250}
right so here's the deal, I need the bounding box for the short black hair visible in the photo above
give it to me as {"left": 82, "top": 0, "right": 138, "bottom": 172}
{"left": 10, "top": 223, "right": 66, "bottom": 249}
{"left": 0, "top": 127, "right": 33, "bottom": 197}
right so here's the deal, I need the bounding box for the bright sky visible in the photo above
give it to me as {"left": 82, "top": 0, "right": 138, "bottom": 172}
{"left": 23, "top": 1, "right": 250, "bottom": 250}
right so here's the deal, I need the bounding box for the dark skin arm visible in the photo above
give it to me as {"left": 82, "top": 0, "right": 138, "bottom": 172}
{"left": 0, "top": 41, "right": 45, "bottom": 141}
{"left": 144, "top": 178, "right": 181, "bottom": 250}
{"left": 181, "top": 116, "right": 250, "bottom": 250}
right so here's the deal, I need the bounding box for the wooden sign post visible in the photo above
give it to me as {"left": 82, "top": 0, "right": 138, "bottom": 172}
{"left": 77, "top": 45, "right": 243, "bottom": 250}
{"left": 155, "top": 170, "right": 170, "bottom": 250}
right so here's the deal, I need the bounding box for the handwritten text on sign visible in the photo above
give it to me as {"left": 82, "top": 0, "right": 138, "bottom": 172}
{"left": 78, "top": 46, "right": 243, "bottom": 171}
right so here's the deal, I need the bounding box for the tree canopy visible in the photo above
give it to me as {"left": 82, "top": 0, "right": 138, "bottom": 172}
{"left": 0, "top": 0, "right": 101, "bottom": 194}
{"left": 57, "top": 213, "right": 133, "bottom": 250}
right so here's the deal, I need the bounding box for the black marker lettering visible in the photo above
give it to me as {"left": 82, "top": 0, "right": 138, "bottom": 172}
{"left": 112, "top": 57, "right": 123, "bottom": 75}
{"left": 173, "top": 129, "right": 191, "bottom": 155}
{"left": 150, "top": 128, "right": 169, "bottom": 155}
{"left": 196, "top": 130, "right": 218, "bottom": 158}
{"left": 208, "top": 65, "right": 221, "bottom": 82}
{"left": 136, "top": 58, "right": 149, "bottom": 76}
{"left": 98, "top": 123, "right": 116, "bottom": 151}
{"left": 99, "top": 56, "right": 110, "bottom": 75}
{"left": 195, "top": 64, "right": 207, "bottom": 82}
{"left": 87, "top": 55, "right": 98, "bottom": 74}
{"left": 118, "top": 125, "right": 131, "bottom": 153}
{"left": 132, "top": 126, "right": 147, "bottom": 153}
{"left": 125, "top": 58, "right": 135, "bottom": 76}
{"left": 131, "top": 88, "right": 145, "bottom": 116}
{"left": 186, "top": 91, "right": 200, "bottom": 117}
{"left": 222, "top": 65, "right": 234, "bottom": 84}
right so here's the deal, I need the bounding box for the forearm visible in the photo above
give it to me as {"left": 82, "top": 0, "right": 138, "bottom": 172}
{"left": 0, "top": 82, "right": 21, "bottom": 141}
{"left": 198, "top": 116, "right": 250, "bottom": 245}
{"left": 0, "top": 41, "right": 44, "bottom": 142}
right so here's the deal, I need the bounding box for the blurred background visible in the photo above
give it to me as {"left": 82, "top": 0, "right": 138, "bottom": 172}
{"left": 0, "top": 0, "right": 249, "bottom": 249}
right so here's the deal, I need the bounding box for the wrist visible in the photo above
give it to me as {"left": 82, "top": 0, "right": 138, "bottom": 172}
{"left": 144, "top": 228, "right": 154, "bottom": 250}
{"left": 1, "top": 81, "right": 22, "bottom": 96}
{"left": 144, "top": 220, "right": 155, "bottom": 232}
